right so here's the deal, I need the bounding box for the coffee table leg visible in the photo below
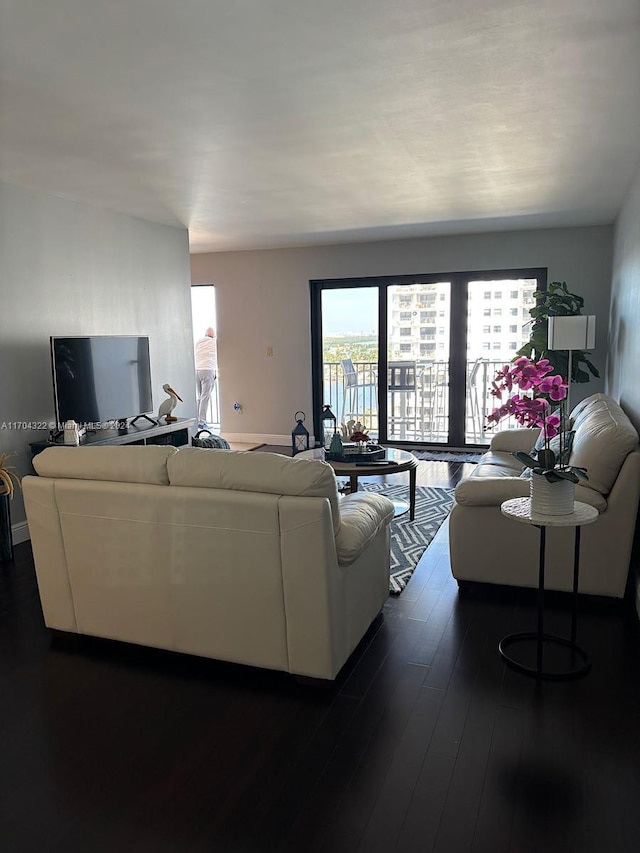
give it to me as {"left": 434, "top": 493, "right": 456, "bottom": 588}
{"left": 409, "top": 466, "right": 416, "bottom": 521}
{"left": 349, "top": 475, "right": 358, "bottom": 494}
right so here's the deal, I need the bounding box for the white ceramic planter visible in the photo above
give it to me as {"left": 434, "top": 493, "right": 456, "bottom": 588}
{"left": 530, "top": 471, "right": 575, "bottom": 516}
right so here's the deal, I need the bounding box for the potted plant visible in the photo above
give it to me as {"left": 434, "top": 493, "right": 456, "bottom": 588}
{"left": 487, "top": 357, "right": 588, "bottom": 514}
{"left": 0, "top": 453, "right": 21, "bottom": 562}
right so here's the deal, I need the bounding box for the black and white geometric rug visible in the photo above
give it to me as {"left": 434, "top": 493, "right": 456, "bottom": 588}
{"left": 412, "top": 450, "right": 483, "bottom": 463}
{"left": 361, "top": 483, "right": 455, "bottom": 594}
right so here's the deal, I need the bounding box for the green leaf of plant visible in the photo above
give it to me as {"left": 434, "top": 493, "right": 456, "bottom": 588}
{"left": 513, "top": 451, "right": 539, "bottom": 468}
{"left": 569, "top": 466, "right": 589, "bottom": 480}
{"left": 537, "top": 448, "right": 556, "bottom": 469}
{"left": 584, "top": 358, "right": 600, "bottom": 378}
{"left": 550, "top": 469, "right": 579, "bottom": 483}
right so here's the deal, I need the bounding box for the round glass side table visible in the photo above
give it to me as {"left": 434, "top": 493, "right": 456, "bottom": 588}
{"left": 499, "top": 497, "right": 599, "bottom": 681}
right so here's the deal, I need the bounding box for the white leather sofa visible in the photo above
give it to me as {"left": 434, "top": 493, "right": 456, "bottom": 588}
{"left": 23, "top": 445, "right": 395, "bottom": 680}
{"left": 449, "top": 393, "right": 640, "bottom": 597}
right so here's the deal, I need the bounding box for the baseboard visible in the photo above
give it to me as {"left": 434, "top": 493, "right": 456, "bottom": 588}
{"left": 11, "top": 520, "right": 30, "bottom": 545}
{"left": 222, "top": 433, "right": 304, "bottom": 446}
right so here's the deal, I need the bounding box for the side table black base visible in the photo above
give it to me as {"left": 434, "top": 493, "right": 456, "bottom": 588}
{"left": 499, "top": 631, "right": 591, "bottom": 681}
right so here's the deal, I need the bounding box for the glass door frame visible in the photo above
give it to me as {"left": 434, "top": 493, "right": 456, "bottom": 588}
{"left": 310, "top": 267, "right": 547, "bottom": 448}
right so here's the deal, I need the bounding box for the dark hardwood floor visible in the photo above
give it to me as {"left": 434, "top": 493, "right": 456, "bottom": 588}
{"left": 2, "top": 457, "right": 640, "bottom": 852}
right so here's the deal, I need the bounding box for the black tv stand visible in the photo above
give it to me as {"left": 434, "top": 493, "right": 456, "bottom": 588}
{"left": 30, "top": 417, "right": 196, "bottom": 457}
{"left": 130, "top": 414, "right": 158, "bottom": 427}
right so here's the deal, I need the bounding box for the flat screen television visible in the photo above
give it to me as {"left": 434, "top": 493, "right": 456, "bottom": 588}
{"left": 51, "top": 335, "right": 153, "bottom": 427}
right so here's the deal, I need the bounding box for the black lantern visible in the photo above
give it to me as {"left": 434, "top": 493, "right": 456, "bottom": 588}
{"left": 320, "top": 404, "right": 337, "bottom": 449}
{"left": 291, "top": 411, "right": 310, "bottom": 456}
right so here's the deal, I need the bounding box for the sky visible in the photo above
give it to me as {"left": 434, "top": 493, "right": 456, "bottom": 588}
{"left": 322, "top": 287, "right": 378, "bottom": 335}
{"left": 191, "top": 285, "right": 216, "bottom": 344}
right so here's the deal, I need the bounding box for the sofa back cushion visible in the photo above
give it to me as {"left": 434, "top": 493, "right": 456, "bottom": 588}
{"left": 569, "top": 395, "right": 639, "bottom": 495}
{"left": 33, "top": 445, "right": 177, "bottom": 486}
{"left": 167, "top": 448, "right": 342, "bottom": 534}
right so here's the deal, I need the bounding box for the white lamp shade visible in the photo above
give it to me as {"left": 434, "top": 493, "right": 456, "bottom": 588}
{"left": 548, "top": 315, "right": 596, "bottom": 350}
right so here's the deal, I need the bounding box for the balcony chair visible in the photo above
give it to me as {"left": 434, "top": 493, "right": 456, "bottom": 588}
{"left": 387, "top": 361, "right": 419, "bottom": 440}
{"left": 340, "top": 358, "right": 378, "bottom": 425}
{"left": 467, "top": 357, "right": 487, "bottom": 443}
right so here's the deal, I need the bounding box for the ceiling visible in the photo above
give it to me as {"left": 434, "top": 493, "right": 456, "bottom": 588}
{"left": 1, "top": 0, "right": 639, "bottom": 253}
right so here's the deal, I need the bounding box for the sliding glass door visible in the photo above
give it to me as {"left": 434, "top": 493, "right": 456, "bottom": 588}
{"left": 386, "top": 281, "right": 452, "bottom": 443}
{"left": 318, "top": 287, "right": 379, "bottom": 437}
{"left": 465, "top": 276, "right": 539, "bottom": 444}
{"left": 311, "top": 268, "right": 545, "bottom": 447}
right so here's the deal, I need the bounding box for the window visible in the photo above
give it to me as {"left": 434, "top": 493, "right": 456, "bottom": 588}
{"left": 311, "top": 267, "right": 545, "bottom": 449}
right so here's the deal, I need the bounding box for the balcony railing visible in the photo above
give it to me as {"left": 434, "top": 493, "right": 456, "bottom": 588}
{"left": 322, "top": 359, "right": 511, "bottom": 445}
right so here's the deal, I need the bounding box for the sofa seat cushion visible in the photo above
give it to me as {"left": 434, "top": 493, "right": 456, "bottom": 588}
{"left": 569, "top": 396, "right": 639, "bottom": 494}
{"left": 33, "top": 445, "right": 177, "bottom": 486}
{"left": 168, "top": 447, "right": 342, "bottom": 534}
{"left": 335, "top": 492, "right": 395, "bottom": 566}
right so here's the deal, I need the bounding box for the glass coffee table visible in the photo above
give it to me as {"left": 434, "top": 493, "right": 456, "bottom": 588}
{"left": 298, "top": 447, "right": 418, "bottom": 520}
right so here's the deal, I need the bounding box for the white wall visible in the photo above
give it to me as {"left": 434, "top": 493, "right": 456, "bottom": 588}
{"left": 0, "top": 181, "right": 195, "bottom": 531}
{"left": 608, "top": 165, "right": 640, "bottom": 422}
{"left": 609, "top": 160, "right": 640, "bottom": 613}
{"left": 191, "top": 225, "right": 613, "bottom": 441}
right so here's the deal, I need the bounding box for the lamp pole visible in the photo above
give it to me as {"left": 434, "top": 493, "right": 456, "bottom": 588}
{"left": 566, "top": 348, "right": 573, "bottom": 412}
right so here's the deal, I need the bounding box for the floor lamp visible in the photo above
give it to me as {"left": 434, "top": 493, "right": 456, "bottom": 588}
{"left": 547, "top": 315, "right": 596, "bottom": 412}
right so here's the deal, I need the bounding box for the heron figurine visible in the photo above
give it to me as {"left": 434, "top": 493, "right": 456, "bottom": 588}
{"left": 157, "top": 384, "right": 183, "bottom": 423}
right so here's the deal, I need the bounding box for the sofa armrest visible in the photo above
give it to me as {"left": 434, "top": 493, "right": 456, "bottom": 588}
{"left": 335, "top": 492, "right": 395, "bottom": 565}
{"left": 454, "top": 476, "right": 530, "bottom": 506}
{"left": 489, "top": 427, "right": 540, "bottom": 454}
